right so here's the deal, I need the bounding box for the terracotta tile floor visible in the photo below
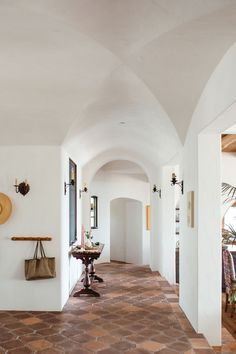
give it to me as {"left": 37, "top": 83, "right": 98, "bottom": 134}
{"left": 0, "top": 262, "right": 235, "bottom": 353}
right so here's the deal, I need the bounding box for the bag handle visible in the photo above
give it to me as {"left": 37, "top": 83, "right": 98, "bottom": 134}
{"left": 33, "top": 241, "right": 40, "bottom": 259}
{"left": 39, "top": 241, "right": 47, "bottom": 258}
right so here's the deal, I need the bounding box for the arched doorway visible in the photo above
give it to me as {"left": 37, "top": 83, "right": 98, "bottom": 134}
{"left": 110, "top": 198, "right": 145, "bottom": 264}
{"left": 88, "top": 160, "right": 151, "bottom": 265}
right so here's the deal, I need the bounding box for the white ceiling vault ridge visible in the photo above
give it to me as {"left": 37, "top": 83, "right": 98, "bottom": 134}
{"left": 1, "top": 0, "right": 236, "bottom": 166}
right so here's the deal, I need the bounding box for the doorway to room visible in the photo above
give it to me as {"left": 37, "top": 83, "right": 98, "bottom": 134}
{"left": 110, "top": 198, "right": 144, "bottom": 264}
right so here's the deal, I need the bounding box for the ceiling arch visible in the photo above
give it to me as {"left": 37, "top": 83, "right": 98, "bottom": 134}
{"left": 82, "top": 148, "right": 158, "bottom": 185}
{"left": 64, "top": 65, "right": 181, "bottom": 167}
{"left": 93, "top": 160, "right": 149, "bottom": 184}
{"left": 1, "top": 0, "right": 236, "bottom": 166}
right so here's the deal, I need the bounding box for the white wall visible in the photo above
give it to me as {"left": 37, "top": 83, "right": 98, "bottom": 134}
{"left": 110, "top": 198, "right": 126, "bottom": 262}
{"left": 198, "top": 134, "right": 222, "bottom": 345}
{"left": 180, "top": 43, "right": 236, "bottom": 345}
{"left": 110, "top": 198, "right": 143, "bottom": 264}
{"left": 0, "top": 146, "right": 62, "bottom": 311}
{"left": 126, "top": 200, "right": 143, "bottom": 264}
{"left": 161, "top": 166, "right": 177, "bottom": 285}
{"left": 88, "top": 170, "right": 150, "bottom": 264}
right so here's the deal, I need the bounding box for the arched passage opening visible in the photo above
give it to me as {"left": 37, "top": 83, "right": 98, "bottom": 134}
{"left": 88, "top": 160, "right": 151, "bottom": 266}
{"left": 110, "top": 198, "right": 146, "bottom": 265}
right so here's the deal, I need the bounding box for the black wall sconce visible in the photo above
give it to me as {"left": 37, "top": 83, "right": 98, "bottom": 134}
{"left": 64, "top": 167, "right": 75, "bottom": 195}
{"left": 64, "top": 179, "right": 75, "bottom": 195}
{"left": 79, "top": 184, "right": 88, "bottom": 199}
{"left": 153, "top": 185, "right": 161, "bottom": 198}
{"left": 14, "top": 179, "right": 30, "bottom": 196}
{"left": 171, "top": 173, "right": 184, "bottom": 194}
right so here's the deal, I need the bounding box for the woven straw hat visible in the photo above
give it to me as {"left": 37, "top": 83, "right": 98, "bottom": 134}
{"left": 0, "top": 193, "right": 12, "bottom": 224}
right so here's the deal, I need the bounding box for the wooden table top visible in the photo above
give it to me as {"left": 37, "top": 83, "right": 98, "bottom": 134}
{"left": 71, "top": 243, "right": 104, "bottom": 257}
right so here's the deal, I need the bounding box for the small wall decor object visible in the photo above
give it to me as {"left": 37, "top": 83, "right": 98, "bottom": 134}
{"left": 79, "top": 184, "right": 88, "bottom": 198}
{"left": 187, "top": 191, "right": 194, "bottom": 228}
{"left": 171, "top": 173, "right": 184, "bottom": 194}
{"left": 146, "top": 205, "right": 151, "bottom": 230}
{"left": 153, "top": 185, "right": 161, "bottom": 198}
{"left": 0, "top": 193, "right": 12, "bottom": 224}
{"left": 14, "top": 179, "right": 30, "bottom": 196}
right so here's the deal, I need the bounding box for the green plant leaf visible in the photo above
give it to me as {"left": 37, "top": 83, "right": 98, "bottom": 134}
{"left": 222, "top": 182, "right": 236, "bottom": 203}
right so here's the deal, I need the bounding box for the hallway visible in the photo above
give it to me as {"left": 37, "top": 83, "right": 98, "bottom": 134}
{"left": 0, "top": 263, "right": 231, "bottom": 354}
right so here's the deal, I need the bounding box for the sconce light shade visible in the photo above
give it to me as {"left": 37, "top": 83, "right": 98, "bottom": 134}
{"left": 14, "top": 179, "right": 30, "bottom": 196}
{"left": 153, "top": 185, "right": 161, "bottom": 198}
{"left": 171, "top": 173, "right": 184, "bottom": 194}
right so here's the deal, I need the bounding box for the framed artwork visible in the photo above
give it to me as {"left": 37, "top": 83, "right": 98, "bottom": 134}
{"left": 146, "top": 205, "right": 150, "bottom": 230}
{"left": 187, "top": 191, "right": 194, "bottom": 228}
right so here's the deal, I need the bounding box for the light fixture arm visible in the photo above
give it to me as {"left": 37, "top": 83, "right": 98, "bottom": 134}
{"left": 64, "top": 179, "right": 75, "bottom": 195}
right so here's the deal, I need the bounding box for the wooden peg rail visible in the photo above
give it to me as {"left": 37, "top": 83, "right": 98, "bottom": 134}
{"left": 11, "top": 237, "right": 52, "bottom": 241}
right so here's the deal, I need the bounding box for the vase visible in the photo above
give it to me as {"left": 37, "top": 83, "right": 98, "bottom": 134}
{"left": 85, "top": 239, "right": 92, "bottom": 248}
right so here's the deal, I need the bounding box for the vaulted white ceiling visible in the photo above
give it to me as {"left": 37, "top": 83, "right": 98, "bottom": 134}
{"left": 1, "top": 0, "right": 236, "bottom": 165}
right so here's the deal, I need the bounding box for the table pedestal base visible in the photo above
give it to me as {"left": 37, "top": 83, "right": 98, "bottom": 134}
{"left": 71, "top": 245, "right": 104, "bottom": 298}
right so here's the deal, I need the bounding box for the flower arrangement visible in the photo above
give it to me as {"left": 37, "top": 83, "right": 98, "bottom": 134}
{"left": 85, "top": 230, "right": 93, "bottom": 241}
{"left": 82, "top": 229, "right": 100, "bottom": 249}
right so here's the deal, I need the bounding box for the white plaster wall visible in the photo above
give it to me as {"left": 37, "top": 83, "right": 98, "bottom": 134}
{"left": 125, "top": 200, "right": 143, "bottom": 264}
{"left": 161, "top": 166, "right": 177, "bottom": 285}
{"left": 89, "top": 170, "right": 150, "bottom": 264}
{"left": 180, "top": 44, "right": 236, "bottom": 345}
{"left": 180, "top": 133, "right": 198, "bottom": 331}
{"left": 110, "top": 198, "right": 143, "bottom": 264}
{"left": 181, "top": 127, "right": 223, "bottom": 346}
{"left": 0, "top": 146, "right": 62, "bottom": 311}
{"left": 149, "top": 169, "right": 162, "bottom": 272}
{"left": 198, "top": 134, "right": 222, "bottom": 345}
{"left": 110, "top": 199, "right": 126, "bottom": 262}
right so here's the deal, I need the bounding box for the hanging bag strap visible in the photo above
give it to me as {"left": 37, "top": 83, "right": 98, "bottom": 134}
{"left": 39, "top": 241, "right": 47, "bottom": 258}
{"left": 33, "top": 241, "right": 40, "bottom": 259}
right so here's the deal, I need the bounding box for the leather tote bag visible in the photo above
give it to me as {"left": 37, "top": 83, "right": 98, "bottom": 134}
{"left": 25, "top": 241, "right": 56, "bottom": 280}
